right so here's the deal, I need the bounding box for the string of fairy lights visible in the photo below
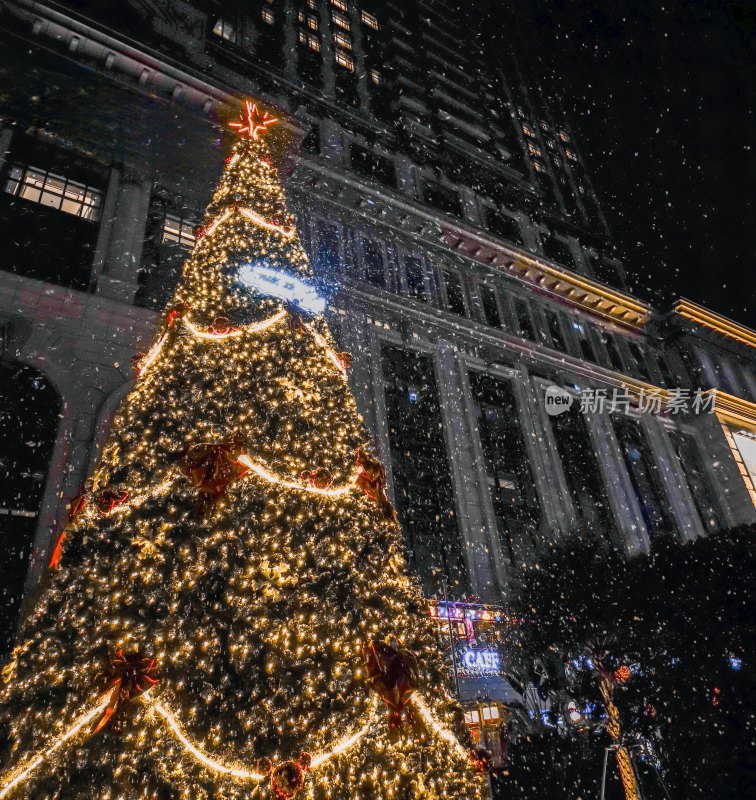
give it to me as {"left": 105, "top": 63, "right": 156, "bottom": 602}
{"left": 0, "top": 100, "right": 487, "bottom": 800}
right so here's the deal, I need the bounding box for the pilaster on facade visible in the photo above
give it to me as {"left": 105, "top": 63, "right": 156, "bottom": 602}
{"left": 95, "top": 165, "right": 153, "bottom": 304}
{"left": 640, "top": 415, "right": 706, "bottom": 542}
{"left": 434, "top": 339, "right": 500, "bottom": 602}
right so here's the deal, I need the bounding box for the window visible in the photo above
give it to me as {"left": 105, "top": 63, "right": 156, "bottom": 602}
{"left": 302, "top": 125, "right": 320, "bottom": 153}
{"left": 539, "top": 120, "right": 549, "bottom": 131}
{"left": 362, "top": 238, "right": 385, "bottom": 288}
{"left": 546, "top": 310, "right": 566, "bottom": 350}
{"left": 527, "top": 142, "right": 542, "bottom": 157}
{"left": 558, "top": 130, "right": 570, "bottom": 142}
{"left": 545, "top": 138, "right": 556, "bottom": 150}
{"left": 298, "top": 30, "right": 320, "bottom": 50}
{"left": 361, "top": 10, "right": 378, "bottom": 29}
{"left": 5, "top": 164, "right": 102, "bottom": 221}
{"left": 382, "top": 345, "right": 468, "bottom": 594}
{"left": 464, "top": 709, "right": 481, "bottom": 726}
{"left": 484, "top": 207, "right": 522, "bottom": 245}
{"left": 369, "top": 69, "right": 382, "bottom": 84}
{"left": 515, "top": 299, "right": 535, "bottom": 340}
{"left": 350, "top": 144, "right": 395, "bottom": 187}
{"left": 604, "top": 334, "right": 624, "bottom": 373}
{"left": 442, "top": 271, "right": 466, "bottom": 316}
{"left": 331, "top": 0, "right": 349, "bottom": 9}
{"left": 542, "top": 235, "right": 575, "bottom": 269}
{"left": 404, "top": 255, "right": 426, "bottom": 301}
{"left": 307, "top": 0, "right": 316, "bottom": 7}
{"left": 629, "top": 342, "right": 649, "bottom": 381}
{"left": 332, "top": 11, "right": 350, "bottom": 29}
{"left": 298, "top": 11, "right": 318, "bottom": 29}
{"left": 421, "top": 179, "right": 462, "bottom": 217}
{"left": 532, "top": 160, "right": 545, "bottom": 173}
{"left": 316, "top": 221, "right": 340, "bottom": 271}
{"left": 480, "top": 285, "right": 501, "bottom": 327}
{"left": 333, "top": 31, "right": 352, "bottom": 49}
{"left": 670, "top": 430, "right": 724, "bottom": 532}
{"left": 261, "top": 8, "right": 275, "bottom": 24}
{"left": 566, "top": 148, "right": 578, "bottom": 162}
{"left": 212, "top": 18, "right": 236, "bottom": 42}
{"left": 521, "top": 124, "right": 535, "bottom": 137}
{"left": 481, "top": 705, "right": 500, "bottom": 722}
{"left": 161, "top": 213, "right": 196, "bottom": 248}
{"left": 335, "top": 50, "right": 354, "bottom": 70}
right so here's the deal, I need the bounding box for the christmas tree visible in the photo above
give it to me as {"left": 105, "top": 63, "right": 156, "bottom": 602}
{"left": 0, "top": 102, "right": 485, "bottom": 800}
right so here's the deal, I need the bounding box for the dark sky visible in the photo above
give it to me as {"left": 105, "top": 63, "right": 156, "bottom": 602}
{"left": 522, "top": 1, "right": 756, "bottom": 328}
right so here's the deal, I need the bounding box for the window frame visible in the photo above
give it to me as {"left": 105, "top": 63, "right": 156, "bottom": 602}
{"left": 5, "top": 163, "right": 103, "bottom": 222}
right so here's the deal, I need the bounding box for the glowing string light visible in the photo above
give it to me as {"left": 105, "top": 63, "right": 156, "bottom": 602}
{"left": 305, "top": 325, "right": 348, "bottom": 376}
{"left": 148, "top": 697, "right": 377, "bottom": 778}
{"left": 411, "top": 694, "right": 470, "bottom": 763}
{"left": 137, "top": 330, "right": 170, "bottom": 376}
{"left": 0, "top": 697, "right": 109, "bottom": 799}
{"left": 236, "top": 455, "right": 361, "bottom": 497}
{"left": 183, "top": 309, "right": 287, "bottom": 340}
{"left": 239, "top": 208, "right": 295, "bottom": 238}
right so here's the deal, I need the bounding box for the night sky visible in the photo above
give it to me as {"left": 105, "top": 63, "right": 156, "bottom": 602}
{"left": 523, "top": 1, "right": 756, "bottom": 328}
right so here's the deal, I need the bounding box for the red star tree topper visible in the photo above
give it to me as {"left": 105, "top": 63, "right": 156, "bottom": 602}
{"left": 229, "top": 99, "right": 279, "bottom": 140}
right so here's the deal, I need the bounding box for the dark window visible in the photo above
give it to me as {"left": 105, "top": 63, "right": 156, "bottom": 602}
{"left": 546, "top": 310, "right": 566, "bottom": 350}
{"left": 302, "top": 125, "right": 320, "bottom": 154}
{"left": 316, "top": 222, "right": 340, "bottom": 272}
{"left": 404, "top": 256, "right": 427, "bottom": 301}
{"left": 362, "top": 238, "right": 385, "bottom": 288}
{"left": 0, "top": 154, "right": 103, "bottom": 291}
{"left": 657, "top": 354, "right": 676, "bottom": 388}
{"left": 470, "top": 372, "right": 541, "bottom": 571}
{"left": 515, "top": 299, "right": 535, "bottom": 340}
{"left": 421, "top": 179, "right": 463, "bottom": 217}
{"left": 382, "top": 345, "right": 468, "bottom": 595}
{"left": 136, "top": 199, "right": 198, "bottom": 310}
{"left": 350, "top": 144, "right": 396, "bottom": 187}
{"left": 604, "top": 335, "right": 624, "bottom": 373}
{"left": 0, "top": 364, "right": 60, "bottom": 656}
{"left": 613, "top": 415, "right": 676, "bottom": 538}
{"left": 629, "top": 342, "right": 649, "bottom": 381}
{"left": 542, "top": 235, "right": 576, "bottom": 269}
{"left": 442, "top": 270, "right": 466, "bottom": 316}
{"left": 480, "top": 285, "right": 501, "bottom": 327}
{"left": 670, "top": 430, "right": 723, "bottom": 533}
{"left": 549, "top": 402, "right": 616, "bottom": 538}
{"left": 484, "top": 207, "right": 522, "bottom": 245}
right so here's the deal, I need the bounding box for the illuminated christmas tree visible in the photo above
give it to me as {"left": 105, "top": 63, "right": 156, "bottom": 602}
{"left": 0, "top": 102, "right": 486, "bottom": 800}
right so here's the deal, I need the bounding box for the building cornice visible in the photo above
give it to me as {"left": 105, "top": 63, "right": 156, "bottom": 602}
{"left": 673, "top": 298, "right": 756, "bottom": 351}
{"left": 708, "top": 389, "right": 756, "bottom": 433}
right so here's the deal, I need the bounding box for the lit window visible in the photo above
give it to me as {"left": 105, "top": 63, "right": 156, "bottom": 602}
{"left": 307, "top": 0, "right": 316, "bottom": 7}
{"left": 516, "top": 105, "right": 525, "bottom": 118}
{"left": 464, "top": 709, "right": 480, "bottom": 726}
{"left": 5, "top": 164, "right": 102, "bottom": 221}
{"left": 307, "top": 14, "right": 318, "bottom": 30}
{"left": 540, "top": 120, "right": 549, "bottom": 131}
{"left": 481, "top": 705, "right": 500, "bottom": 722}
{"left": 361, "top": 10, "right": 378, "bottom": 29}
{"left": 545, "top": 138, "right": 556, "bottom": 150}
{"left": 333, "top": 31, "right": 352, "bottom": 49}
{"left": 161, "top": 213, "right": 196, "bottom": 248}
{"left": 566, "top": 148, "right": 578, "bottom": 162}
{"left": 533, "top": 160, "right": 545, "bottom": 173}
{"left": 553, "top": 155, "right": 561, "bottom": 168}
{"left": 558, "top": 129, "right": 570, "bottom": 142}
{"left": 212, "top": 18, "right": 236, "bottom": 42}
{"left": 298, "top": 30, "right": 320, "bottom": 50}
{"left": 334, "top": 49, "right": 354, "bottom": 69}
{"left": 330, "top": 0, "right": 349, "bottom": 10}
{"left": 261, "top": 8, "right": 275, "bottom": 24}
{"left": 528, "top": 142, "right": 542, "bottom": 157}
{"left": 369, "top": 68, "right": 382, "bottom": 84}
{"left": 521, "top": 124, "right": 534, "bottom": 137}
{"left": 332, "top": 11, "right": 350, "bottom": 29}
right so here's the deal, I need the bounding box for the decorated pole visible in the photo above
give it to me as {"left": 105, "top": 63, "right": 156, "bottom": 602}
{"left": 595, "top": 656, "right": 642, "bottom": 800}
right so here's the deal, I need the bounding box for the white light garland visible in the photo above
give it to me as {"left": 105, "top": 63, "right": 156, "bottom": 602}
{"left": 410, "top": 694, "right": 471, "bottom": 763}
{"left": 0, "top": 697, "right": 110, "bottom": 799}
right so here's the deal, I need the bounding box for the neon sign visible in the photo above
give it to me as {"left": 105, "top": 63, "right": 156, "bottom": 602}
{"left": 459, "top": 648, "right": 502, "bottom": 676}
{"left": 238, "top": 261, "right": 326, "bottom": 315}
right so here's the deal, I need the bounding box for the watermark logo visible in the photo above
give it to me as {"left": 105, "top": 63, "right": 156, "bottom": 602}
{"left": 544, "top": 384, "right": 574, "bottom": 416}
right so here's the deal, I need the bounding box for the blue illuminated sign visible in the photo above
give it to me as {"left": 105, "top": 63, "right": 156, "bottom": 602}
{"left": 238, "top": 261, "right": 326, "bottom": 315}
{"left": 458, "top": 648, "right": 502, "bottom": 676}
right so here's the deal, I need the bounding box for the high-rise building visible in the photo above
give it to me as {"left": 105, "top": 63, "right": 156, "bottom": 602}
{"left": 0, "top": 0, "right": 755, "bottom": 747}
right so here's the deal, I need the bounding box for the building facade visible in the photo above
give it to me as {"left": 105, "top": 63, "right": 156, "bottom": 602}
{"left": 1, "top": 0, "right": 755, "bottom": 741}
